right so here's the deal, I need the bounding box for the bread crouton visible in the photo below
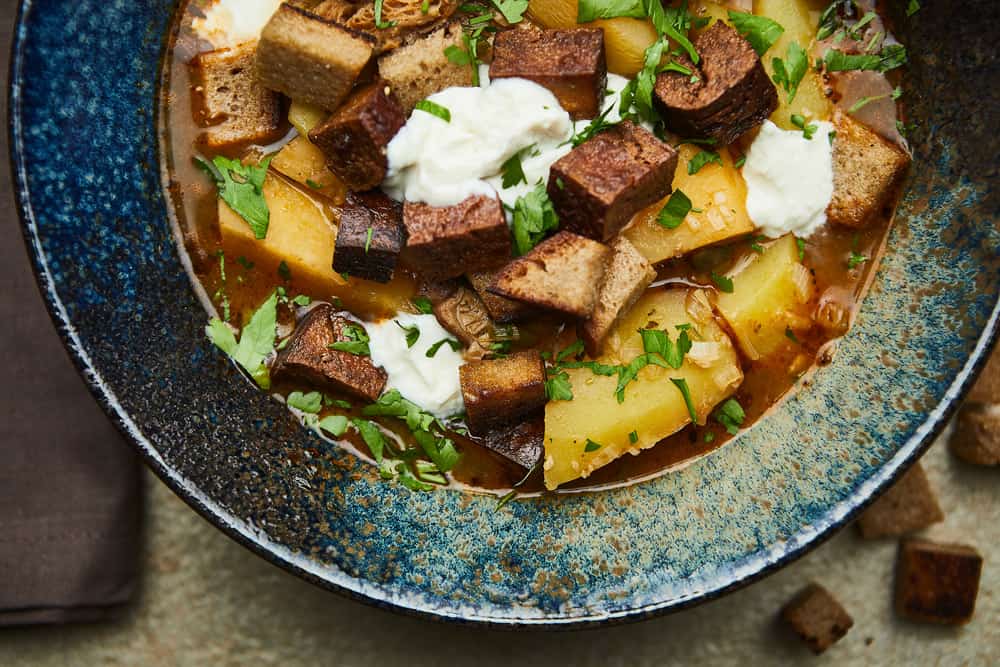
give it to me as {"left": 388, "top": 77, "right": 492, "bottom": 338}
{"left": 856, "top": 462, "right": 944, "bottom": 538}
{"left": 272, "top": 305, "right": 386, "bottom": 400}
{"left": 489, "top": 231, "right": 611, "bottom": 317}
{"left": 401, "top": 195, "right": 511, "bottom": 281}
{"left": 827, "top": 109, "right": 911, "bottom": 228}
{"left": 950, "top": 404, "right": 1000, "bottom": 466}
{"left": 459, "top": 351, "right": 546, "bottom": 435}
{"left": 548, "top": 121, "right": 678, "bottom": 241}
{"left": 581, "top": 237, "right": 656, "bottom": 357}
{"left": 476, "top": 416, "right": 544, "bottom": 469}
{"left": 895, "top": 539, "right": 983, "bottom": 625}
{"left": 781, "top": 583, "right": 854, "bottom": 655}
{"left": 490, "top": 27, "right": 607, "bottom": 120}
{"left": 377, "top": 22, "right": 474, "bottom": 114}
{"left": 467, "top": 270, "right": 535, "bottom": 323}
{"left": 333, "top": 190, "right": 405, "bottom": 283}
{"left": 256, "top": 4, "right": 375, "bottom": 111}
{"left": 308, "top": 80, "right": 405, "bottom": 190}
{"left": 189, "top": 42, "right": 284, "bottom": 150}
{"left": 967, "top": 347, "right": 1000, "bottom": 404}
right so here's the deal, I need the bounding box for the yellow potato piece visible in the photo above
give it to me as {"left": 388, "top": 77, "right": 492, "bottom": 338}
{"left": 270, "top": 135, "right": 346, "bottom": 202}
{"left": 715, "top": 233, "right": 814, "bottom": 360}
{"left": 218, "top": 173, "right": 413, "bottom": 317}
{"left": 544, "top": 288, "right": 743, "bottom": 489}
{"left": 526, "top": 0, "right": 658, "bottom": 76}
{"left": 625, "top": 144, "right": 754, "bottom": 264}
{"left": 287, "top": 100, "right": 328, "bottom": 136}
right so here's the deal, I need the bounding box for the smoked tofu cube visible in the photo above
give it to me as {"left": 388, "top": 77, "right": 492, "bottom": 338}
{"left": 895, "top": 539, "right": 983, "bottom": 625}
{"left": 476, "top": 416, "right": 545, "bottom": 470}
{"left": 272, "top": 305, "right": 387, "bottom": 401}
{"left": 401, "top": 195, "right": 511, "bottom": 281}
{"left": 950, "top": 404, "right": 1000, "bottom": 466}
{"left": 581, "top": 236, "right": 656, "bottom": 357}
{"left": 307, "top": 80, "right": 406, "bottom": 191}
{"left": 467, "top": 270, "right": 534, "bottom": 323}
{"left": 781, "top": 584, "right": 854, "bottom": 655}
{"left": 459, "top": 351, "right": 547, "bottom": 435}
{"left": 856, "top": 463, "right": 944, "bottom": 538}
{"left": 548, "top": 121, "right": 678, "bottom": 241}
{"left": 827, "top": 110, "right": 911, "bottom": 228}
{"left": 489, "top": 27, "right": 607, "bottom": 120}
{"left": 333, "top": 190, "right": 405, "bottom": 283}
{"left": 489, "top": 231, "right": 611, "bottom": 318}
{"left": 256, "top": 4, "right": 375, "bottom": 111}
{"left": 378, "top": 22, "right": 474, "bottom": 114}
{"left": 189, "top": 42, "right": 284, "bottom": 150}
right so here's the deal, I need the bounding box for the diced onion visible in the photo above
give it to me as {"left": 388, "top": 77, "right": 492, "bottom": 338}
{"left": 791, "top": 263, "right": 813, "bottom": 302}
{"left": 687, "top": 341, "right": 722, "bottom": 368}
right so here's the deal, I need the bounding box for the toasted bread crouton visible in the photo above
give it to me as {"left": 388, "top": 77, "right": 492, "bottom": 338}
{"left": 308, "top": 80, "right": 405, "bottom": 190}
{"left": 256, "top": 4, "right": 375, "bottom": 111}
{"left": 333, "top": 190, "right": 405, "bottom": 283}
{"left": 950, "top": 404, "right": 1000, "bottom": 466}
{"left": 490, "top": 27, "right": 607, "bottom": 120}
{"left": 581, "top": 237, "right": 656, "bottom": 357}
{"left": 377, "top": 22, "right": 474, "bottom": 114}
{"left": 459, "top": 351, "right": 546, "bottom": 435}
{"left": 856, "top": 463, "right": 944, "bottom": 538}
{"left": 827, "top": 109, "right": 911, "bottom": 228}
{"left": 312, "top": 0, "right": 458, "bottom": 54}
{"left": 548, "top": 121, "right": 678, "bottom": 241}
{"left": 467, "top": 270, "right": 535, "bottom": 323}
{"left": 895, "top": 539, "right": 983, "bottom": 625}
{"left": 781, "top": 584, "right": 854, "bottom": 655}
{"left": 431, "top": 284, "right": 494, "bottom": 351}
{"left": 968, "top": 347, "right": 1000, "bottom": 404}
{"left": 477, "top": 416, "right": 544, "bottom": 469}
{"left": 189, "top": 42, "right": 284, "bottom": 150}
{"left": 272, "top": 305, "right": 386, "bottom": 400}
{"left": 489, "top": 231, "right": 611, "bottom": 317}
{"left": 402, "top": 195, "right": 511, "bottom": 281}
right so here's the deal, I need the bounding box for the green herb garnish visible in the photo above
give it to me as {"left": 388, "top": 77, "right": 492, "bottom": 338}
{"left": 373, "top": 0, "right": 396, "bottom": 29}
{"left": 771, "top": 41, "right": 808, "bottom": 103}
{"left": 426, "top": 338, "right": 462, "bottom": 357}
{"left": 657, "top": 190, "right": 693, "bottom": 229}
{"left": 823, "top": 44, "right": 907, "bottom": 73}
{"left": 329, "top": 322, "right": 371, "bottom": 356}
{"left": 711, "top": 272, "right": 734, "bottom": 293}
{"left": 584, "top": 439, "right": 603, "bottom": 452}
{"left": 500, "top": 147, "right": 530, "bottom": 188}
{"left": 511, "top": 181, "right": 559, "bottom": 256}
{"left": 714, "top": 398, "right": 745, "bottom": 435}
{"left": 728, "top": 11, "right": 784, "bottom": 56}
{"left": 411, "top": 296, "right": 434, "bottom": 314}
{"left": 688, "top": 150, "right": 723, "bottom": 175}
{"left": 205, "top": 291, "right": 277, "bottom": 389}
{"left": 414, "top": 99, "right": 451, "bottom": 122}
{"left": 195, "top": 155, "right": 271, "bottom": 239}
{"left": 671, "top": 378, "right": 697, "bottom": 422}
{"left": 396, "top": 320, "right": 420, "bottom": 348}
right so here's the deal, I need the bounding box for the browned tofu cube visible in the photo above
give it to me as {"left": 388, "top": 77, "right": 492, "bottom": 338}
{"left": 476, "top": 416, "right": 544, "bottom": 469}
{"left": 781, "top": 584, "right": 854, "bottom": 655}
{"left": 459, "top": 351, "right": 546, "bottom": 435}
{"left": 581, "top": 237, "right": 656, "bottom": 357}
{"left": 489, "top": 27, "right": 607, "bottom": 120}
{"left": 967, "top": 346, "right": 1000, "bottom": 404}
{"left": 548, "top": 121, "right": 678, "bottom": 241}
{"left": 856, "top": 463, "right": 944, "bottom": 539}
{"left": 378, "top": 22, "right": 474, "bottom": 114}
{"left": 256, "top": 4, "right": 375, "bottom": 111}
{"left": 489, "top": 231, "right": 611, "bottom": 317}
{"left": 653, "top": 22, "right": 777, "bottom": 145}
{"left": 950, "top": 404, "right": 1000, "bottom": 466}
{"left": 827, "top": 110, "right": 911, "bottom": 228}
{"left": 431, "top": 283, "right": 495, "bottom": 350}
{"left": 272, "top": 304, "right": 386, "bottom": 401}
{"left": 401, "top": 195, "right": 511, "bottom": 281}
{"left": 333, "top": 190, "right": 405, "bottom": 283}
{"left": 308, "top": 80, "right": 405, "bottom": 191}
{"left": 467, "top": 270, "right": 535, "bottom": 323}
{"left": 189, "top": 42, "right": 284, "bottom": 151}
{"left": 895, "top": 539, "right": 983, "bottom": 625}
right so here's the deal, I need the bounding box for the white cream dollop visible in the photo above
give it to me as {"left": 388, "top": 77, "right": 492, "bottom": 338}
{"left": 365, "top": 313, "right": 465, "bottom": 419}
{"left": 192, "top": 0, "right": 281, "bottom": 48}
{"left": 743, "top": 119, "right": 835, "bottom": 239}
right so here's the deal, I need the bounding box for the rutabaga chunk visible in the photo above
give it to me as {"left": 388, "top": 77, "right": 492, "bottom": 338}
{"left": 543, "top": 288, "right": 743, "bottom": 489}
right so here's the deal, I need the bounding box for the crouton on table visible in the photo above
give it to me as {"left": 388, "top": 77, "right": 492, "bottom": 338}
{"left": 476, "top": 416, "right": 545, "bottom": 470}
{"left": 256, "top": 4, "right": 375, "bottom": 111}
{"left": 781, "top": 583, "right": 854, "bottom": 655}
{"left": 189, "top": 42, "right": 284, "bottom": 150}
{"left": 467, "top": 270, "right": 534, "bottom": 323}
{"left": 308, "top": 80, "right": 405, "bottom": 191}
{"left": 827, "top": 109, "right": 911, "bottom": 228}
{"left": 272, "top": 304, "right": 386, "bottom": 401}
{"left": 951, "top": 404, "right": 1000, "bottom": 466}
{"left": 581, "top": 236, "right": 656, "bottom": 357}
{"left": 401, "top": 195, "right": 511, "bottom": 281}
{"left": 333, "top": 190, "right": 405, "bottom": 284}
{"left": 490, "top": 27, "right": 607, "bottom": 120}
{"left": 653, "top": 22, "right": 777, "bottom": 146}
{"left": 489, "top": 231, "right": 611, "bottom": 318}
{"left": 967, "top": 342, "right": 1000, "bottom": 404}
{"left": 856, "top": 462, "right": 944, "bottom": 539}
{"left": 459, "top": 351, "right": 547, "bottom": 435}
{"left": 895, "top": 539, "right": 983, "bottom": 625}
{"left": 548, "top": 121, "right": 678, "bottom": 241}
{"left": 378, "top": 22, "right": 473, "bottom": 114}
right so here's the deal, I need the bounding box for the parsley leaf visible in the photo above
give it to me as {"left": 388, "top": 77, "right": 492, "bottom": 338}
{"left": 569, "top": 103, "right": 618, "bottom": 147}
{"left": 629, "top": 430, "right": 638, "bottom": 444}
{"left": 500, "top": 147, "right": 530, "bottom": 188}
{"left": 657, "top": 190, "right": 692, "bottom": 229}
{"left": 287, "top": 390, "right": 323, "bottom": 413}
{"left": 511, "top": 181, "right": 559, "bottom": 256}
{"left": 823, "top": 44, "right": 907, "bottom": 73}
{"left": 688, "top": 150, "right": 723, "bottom": 175}
{"left": 791, "top": 114, "right": 818, "bottom": 140}
{"left": 318, "top": 415, "right": 349, "bottom": 437}
{"left": 906, "top": 0, "right": 920, "bottom": 16}
{"left": 771, "top": 41, "right": 808, "bottom": 103}
{"left": 634, "top": 38, "right": 667, "bottom": 122}
{"left": 411, "top": 296, "right": 434, "bottom": 314}
{"left": 785, "top": 326, "right": 800, "bottom": 344}
{"left": 426, "top": 337, "right": 462, "bottom": 357}
{"left": 373, "top": 0, "right": 396, "bottom": 29}
{"left": 395, "top": 320, "right": 420, "bottom": 348}
{"left": 206, "top": 291, "right": 278, "bottom": 389}
{"left": 646, "top": 0, "right": 699, "bottom": 64}
{"left": 352, "top": 418, "right": 388, "bottom": 463}
{"left": 195, "top": 155, "right": 271, "bottom": 240}
{"left": 713, "top": 398, "right": 745, "bottom": 435}
{"left": 329, "top": 322, "right": 371, "bottom": 356}
{"left": 639, "top": 328, "right": 692, "bottom": 369}
{"left": 728, "top": 11, "right": 784, "bottom": 56}
{"left": 584, "top": 439, "right": 602, "bottom": 452}
{"left": 711, "top": 272, "right": 734, "bottom": 293}
{"left": 414, "top": 99, "right": 451, "bottom": 122}
{"left": 577, "top": 0, "right": 645, "bottom": 23}
{"left": 545, "top": 369, "right": 574, "bottom": 401}
{"left": 848, "top": 250, "right": 868, "bottom": 269}
{"left": 671, "top": 377, "right": 698, "bottom": 422}
{"left": 490, "top": 0, "right": 528, "bottom": 24}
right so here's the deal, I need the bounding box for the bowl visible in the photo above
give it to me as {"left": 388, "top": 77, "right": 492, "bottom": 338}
{"left": 10, "top": 0, "right": 999, "bottom": 627}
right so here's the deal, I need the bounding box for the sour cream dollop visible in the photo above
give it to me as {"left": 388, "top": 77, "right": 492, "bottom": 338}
{"left": 743, "top": 119, "right": 835, "bottom": 239}
{"left": 192, "top": 0, "right": 281, "bottom": 48}
{"left": 365, "top": 314, "right": 465, "bottom": 419}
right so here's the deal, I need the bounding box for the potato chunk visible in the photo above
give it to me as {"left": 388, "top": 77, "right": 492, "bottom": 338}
{"left": 269, "top": 135, "right": 346, "bottom": 201}
{"left": 715, "top": 233, "right": 815, "bottom": 360}
{"left": 544, "top": 288, "right": 743, "bottom": 489}
{"left": 624, "top": 144, "right": 754, "bottom": 264}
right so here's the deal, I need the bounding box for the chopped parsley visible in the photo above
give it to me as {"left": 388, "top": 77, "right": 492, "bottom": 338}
{"left": 671, "top": 378, "right": 698, "bottom": 422}
{"left": 352, "top": 418, "right": 388, "bottom": 463}
{"left": 195, "top": 155, "right": 271, "bottom": 239}
{"left": 584, "top": 439, "right": 603, "bottom": 453}
{"left": 848, "top": 86, "right": 902, "bottom": 114}
{"left": 205, "top": 291, "right": 278, "bottom": 389}
{"left": 657, "top": 190, "right": 693, "bottom": 229}
{"left": 324, "top": 396, "right": 353, "bottom": 409}
{"left": 277, "top": 260, "right": 291, "bottom": 281}
{"left": 362, "top": 390, "right": 461, "bottom": 473}
{"left": 305, "top": 179, "right": 322, "bottom": 189}
{"left": 373, "top": 0, "right": 396, "bottom": 29}
{"left": 500, "top": 147, "right": 531, "bottom": 188}
{"left": 414, "top": 99, "right": 451, "bottom": 122}
{"left": 688, "top": 150, "right": 723, "bottom": 175}
{"left": 728, "top": 11, "right": 784, "bottom": 56}
{"left": 629, "top": 430, "right": 639, "bottom": 444}
{"left": 906, "top": 0, "right": 920, "bottom": 16}
{"left": 395, "top": 320, "right": 420, "bottom": 348}
{"left": 411, "top": 296, "right": 434, "bottom": 314}
{"left": 545, "top": 369, "right": 574, "bottom": 402}
{"left": 704, "top": 431, "right": 716, "bottom": 443}
{"left": 848, "top": 250, "right": 868, "bottom": 269}
{"left": 711, "top": 272, "right": 734, "bottom": 293}
{"left": 771, "top": 41, "right": 809, "bottom": 103}
{"left": 426, "top": 337, "right": 462, "bottom": 357}
{"left": 823, "top": 44, "right": 907, "bottom": 73}
{"left": 750, "top": 235, "right": 767, "bottom": 253}
{"left": 511, "top": 181, "right": 559, "bottom": 256}
{"left": 318, "top": 415, "right": 349, "bottom": 437}
{"left": 364, "top": 226, "right": 374, "bottom": 254}
{"left": 291, "top": 294, "right": 311, "bottom": 307}
{"left": 569, "top": 103, "right": 618, "bottom": 147}
{"left": 495, "top": 461, "right": 538, "bottom": 509}
{"left": 790, "top": 114, "right": 818, "bottom": 140}
{"left": 328, "top": 322, "right": 371, "bottom": 356}
{"left": 785, "top": 326, "right": 800, "bottom": 344}
{"left": 577, "top": 0, "right": 645, "bottom": 23}
{"left": 287, "top": 390, "right": 323, "bottom": 414}
{"left": 490, "top": 0, "right": 528, "bottom": 24}
{"left": 614, "top": 327, "right": 692, "bottom": 402}
{"left": 714, "top": 398, "right": 745, "bottom": 435}
{"left": 734, "top": 154, "right": 747, "bottom": 169}
{"left": 796, "top": 237, "right": 807, "bottom": 261}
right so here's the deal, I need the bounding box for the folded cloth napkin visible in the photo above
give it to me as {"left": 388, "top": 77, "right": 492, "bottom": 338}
{"left": 0, "top": 165, "right": 142, "bottom": 624}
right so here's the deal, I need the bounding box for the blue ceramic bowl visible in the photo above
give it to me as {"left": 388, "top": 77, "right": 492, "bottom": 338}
{"left": 10, "top": 0, "right": 999, "bottom": 627}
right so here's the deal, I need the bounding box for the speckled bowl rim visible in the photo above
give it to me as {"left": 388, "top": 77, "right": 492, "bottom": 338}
{"left": 8, "top": 0, "right": 999, "bottom": 629}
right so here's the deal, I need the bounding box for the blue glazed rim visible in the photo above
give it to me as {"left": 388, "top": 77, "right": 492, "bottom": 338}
{"left": 9, "top": 0, "right": 999, "bottom": 628}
